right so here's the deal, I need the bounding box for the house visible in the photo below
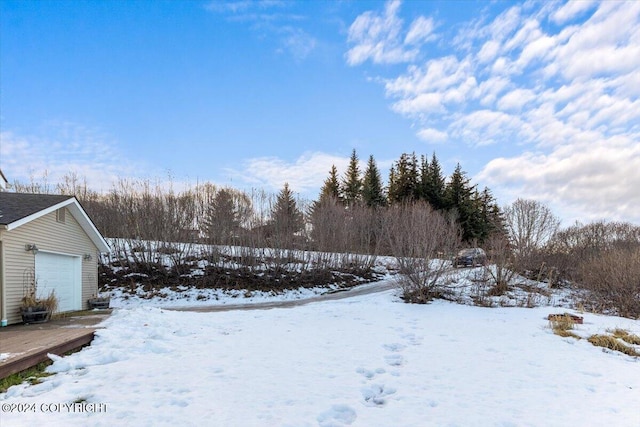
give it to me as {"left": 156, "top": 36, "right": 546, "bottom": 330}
{"left": 0, "top": 192, "right": 110, "bottom": 326}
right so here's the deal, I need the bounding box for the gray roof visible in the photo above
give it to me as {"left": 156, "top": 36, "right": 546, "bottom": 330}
{"left": 0, "top": 192, "right": 74, "bottom": 225}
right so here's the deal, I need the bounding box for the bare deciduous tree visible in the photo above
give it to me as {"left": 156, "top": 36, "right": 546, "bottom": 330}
{"left": 503, "top": 198, "right": 560, "bottom": 260}
{"left": 383, "top": 202, "right": 460, "bottom": 303}
{"left": 483, "top": 233, "right": 517, "bottom": 295}
{"left": 578, "top": 247, "right": 640, "bottom": 318}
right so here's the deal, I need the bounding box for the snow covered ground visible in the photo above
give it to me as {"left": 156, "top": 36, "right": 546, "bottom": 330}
{"left": 2, "top": 278, "right": 639, "bottom": 426}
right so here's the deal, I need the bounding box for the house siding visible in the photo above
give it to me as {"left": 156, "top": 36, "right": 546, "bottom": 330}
{"left": 0, "top": 207, "right": 99, "bottom": 325}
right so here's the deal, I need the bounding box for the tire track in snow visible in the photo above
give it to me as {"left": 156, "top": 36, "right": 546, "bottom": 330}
{"left": 166, "top": 279, "right": 398, "bottom": 313}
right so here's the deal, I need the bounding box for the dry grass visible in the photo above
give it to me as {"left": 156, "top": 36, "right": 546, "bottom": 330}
{"left": 610, "top": 329, "right": 640, "bottom": 346}
{"left": 549, "top": 314, "right": 581, "bottom": 339}
{"left": 588, "top": 334, "right": 639, "bottom": 357}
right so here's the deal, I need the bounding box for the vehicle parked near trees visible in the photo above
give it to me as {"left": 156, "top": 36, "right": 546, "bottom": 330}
{"left": 454, "top": 248, "right": 487, "bottom": 268}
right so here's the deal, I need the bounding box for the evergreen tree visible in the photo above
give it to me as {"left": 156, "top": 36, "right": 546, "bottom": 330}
{"left": 388, "top": 153, "right": 419, "bottom": 204}
{"left": 409, "top": 152, "right": 420, "bottom": 200}
{"left": 423, "top": 152, "right": 446, "bottom": 211}
{"left": 387, "top": 165, "right": 398, "bottom": 204}
{"left": 310, "top": 165, "right": 344, "bottom": 247}
{"left": 361, "top": 155, "right": 387, "bottom": 208}
{"left": 418, "top": 155, "right": 429, "bottom": 201}
{"left": 341, "top": 149, "right": 362, "bottom": 205}
{"left": 203, "top": 188, "right": 241, "bottom": 244}
{"left": 477, "top": 187, "right": 505, "bottom": 242}
{"left": 318, "top": 165, "right": 341, "bottom": 204}
{"left": 445, "top": 164, "right": 478, "bottom": 242}
{"left": 270, "top": 183, "right": 304, "bottom": 238}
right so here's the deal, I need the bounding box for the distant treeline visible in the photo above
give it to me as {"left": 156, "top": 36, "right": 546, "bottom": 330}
{"left": 13, "top": 151, "right": 502, "bottom": 250}
{"left": 12, "top": 151, "right": 640, "bottom": 317}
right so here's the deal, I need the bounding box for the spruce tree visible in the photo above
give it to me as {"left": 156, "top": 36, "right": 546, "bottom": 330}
{"left": 424, "top": 152, "right": 446, "bottom": 211}
{"left": 387, "top": 165, "right": 398, "bottom": 204}
{"left": 318, "top": 165, "right": 341, "bottom": 204}
{"left": 341, "top": 149, "right": 362, "bottom": 206}
{"left": 418, "top": 154, "right": 429, "bottom": 201}
{"left": 388, "top": 153, "right": 419, "bottom": 204}
{"left": 478, "top": 187, "right": 506, "bottom": 241}
{"left": 270, "top": 183, "right": 304, "bottom": 239}
{"left": 203, "top": 188, "right": 241, "bottom": 244}
{"left": 310, "top": 165, "right": 344, "bottom": 248}
{"left": 361, "top": 155, "right": 386, "bottom": 208}
{"left": 445, "top": 164, "right": 477, "bottom": 242}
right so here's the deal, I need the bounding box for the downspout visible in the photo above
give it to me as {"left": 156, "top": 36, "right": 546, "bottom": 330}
{"left": 0, "top": 230, "right": 6, "bottom": 327}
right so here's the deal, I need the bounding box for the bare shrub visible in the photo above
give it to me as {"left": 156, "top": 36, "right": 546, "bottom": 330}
{"left": 503, "top": 198, "right": 560, "bottom": 265}
{"left": 483, "top": 233, "right": 518, "bottom": 295}
{"left": 383, "top": 202, "right": 460, "bottom": 303}
{"left": 578, "top": 247, "right": 640, "bottom": 318}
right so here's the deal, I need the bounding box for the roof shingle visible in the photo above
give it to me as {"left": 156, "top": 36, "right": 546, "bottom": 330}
{"left": 0, "top": 193, "right": 74, "bottom": 225}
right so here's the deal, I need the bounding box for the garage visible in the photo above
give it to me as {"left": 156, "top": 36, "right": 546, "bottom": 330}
{"left": 35, "top": 252, "right": 81, "bottom": 313}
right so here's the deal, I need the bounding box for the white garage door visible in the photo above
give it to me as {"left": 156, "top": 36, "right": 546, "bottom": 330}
{"left": 35, "top": 252, "right": 81, "bottom": 312}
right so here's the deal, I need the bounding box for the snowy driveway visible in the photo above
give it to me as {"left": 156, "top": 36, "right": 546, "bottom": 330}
{"left": 168, "top": 279, "right": 398, "bottom": 313}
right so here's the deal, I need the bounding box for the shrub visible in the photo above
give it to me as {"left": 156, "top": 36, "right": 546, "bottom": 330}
{"left": 483, "top": 233, "right": 517, "bottom": 296}
{"left": 383, "top": 202, "right": 460, "bottom": 303}
{"left": 578, "top": 248, "right": 640, "bottom": 318}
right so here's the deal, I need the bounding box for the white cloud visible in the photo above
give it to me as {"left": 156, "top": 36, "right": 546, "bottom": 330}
{"left": 392, "top": 92, "right": 443, "bottom": 115}
{"left": 346, "top": 1, "right": 640, "bottom": 223}
{"left": 488, "top": 5, "right": 521, "bottom": 42}
{"left": 206, "top": 0, "right": 315, "bottom": 60}
{"left": 384, "top": 56, "right": 472, "bottom": 100}
{"left": 497, "top": 88, "right": 536, "bottom": 111}
{"left": 545, "top": 1, "right": 640, "bottom": 80}
{"left": 0, "top": 123, "right": 141, "bottom": 192}
{"left": 478, "top": 135, "right": 640, "bottom": 224}
{"left": 474, "top": 76, "right": 510, "bottom": 106}
{"left": 502, "top": 17, "right": 541, "bottom": 53}
{"left": 477, "top": 40, "right": 500, "bottom": 63}
{"left": 346, "top": 0, "right": 418, "bottom": 65}
{"left": 277, "top": 27, "right": 317, "bottom": 60}
{"left": 404, "top": 16, "right": 436, "bottom": 45}
{"left": 551, "top": 0, "right": 597, "bottom": 25}
{"left": 450, "top": 110, "right": 531, "bottom": 146}
{"left": 416, "top": 128, "right": 447, "bottom": 143}
{"left": 227, "top": 152, "right": 351, "bottom": 196}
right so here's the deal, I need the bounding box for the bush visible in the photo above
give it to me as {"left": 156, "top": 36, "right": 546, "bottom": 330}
{"left": 383, "top": 202, "right": 460, "bottom": 303}
{"left": 578, "top": 248, "right": 640, "bottom": 318}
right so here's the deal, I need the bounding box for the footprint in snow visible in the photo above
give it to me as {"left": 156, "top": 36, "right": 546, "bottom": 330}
{"left": 317, "top": 404, "right": 357, "bottom": 426}
{"left": 384, "top": 354, "right": 404, "bottom": 367}
{"left": 361, "top": 384, "right": 397, "bottom": 407}
{"left": 356, "top": 367, "right": 385, "bottom": 380}
{"left": 383, "top": 343, "right": 406, "bottom": 352}
{"left": 402, "top": 332, "right": 422, "bottom": 346}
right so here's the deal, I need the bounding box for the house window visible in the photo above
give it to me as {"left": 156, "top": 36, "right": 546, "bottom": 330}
{"left": 56, "top": 208, "right": 66, "bottom": 223}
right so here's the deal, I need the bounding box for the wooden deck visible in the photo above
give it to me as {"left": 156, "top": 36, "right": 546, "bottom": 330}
{"left": 0, "top": 312, "right": 110, "bottom": 379}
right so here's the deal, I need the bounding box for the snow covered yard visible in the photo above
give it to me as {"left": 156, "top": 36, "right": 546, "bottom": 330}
{"left": 2, "top": 285, "right": 639, "bottom": 426}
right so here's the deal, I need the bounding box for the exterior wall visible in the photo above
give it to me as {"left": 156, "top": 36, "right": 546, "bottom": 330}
{"left": 0, "top": 207, "right": 99, "bottom": 325}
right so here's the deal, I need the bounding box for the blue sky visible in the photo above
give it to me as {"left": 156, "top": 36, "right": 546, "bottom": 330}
{"left": 1, "top": 0, "right": 639, "bottom": 225}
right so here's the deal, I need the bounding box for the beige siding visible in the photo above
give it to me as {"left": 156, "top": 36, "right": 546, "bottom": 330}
{"left": 0, "top": 207, "right": 99, "bottom": 325}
